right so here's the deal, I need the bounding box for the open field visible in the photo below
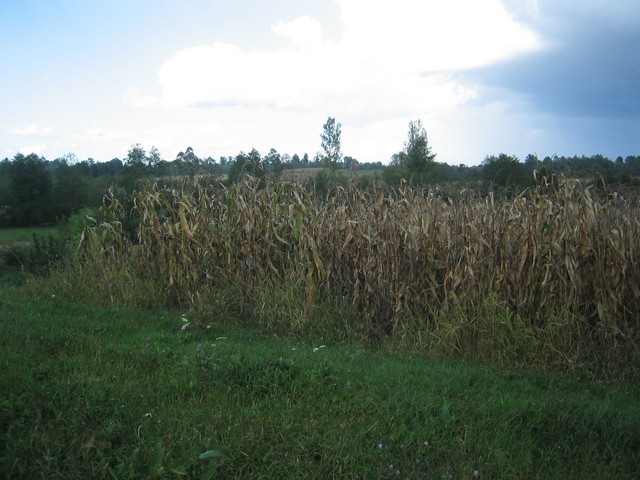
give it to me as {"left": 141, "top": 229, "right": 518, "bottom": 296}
{"left": 0, "top": 226, "right": 60, "bottom": 245}
{"left": 280, "top": 167, "right": 380, "bottom": 182}
{"left": 1, "top": 284, "right": 639, "bottom": 479}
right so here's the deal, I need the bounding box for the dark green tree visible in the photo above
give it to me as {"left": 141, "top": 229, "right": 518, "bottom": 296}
{"left": 405, "top": 120, "right": 436, "bottom": 174}
{"left": 391, "top": 120, "right": 436, "bottom": 182}
{"left": 343, "top": 155, "right": 357, "bottom": 170}
{"left": 148, "top": 146, "right": 162, "bottom": 168}
{"left": 121, "top": 144, "right": 149, "bottom": 191}
{"left": 227, "top": 149, "right": 264, "bottom": 184}
{"left": 52, "top": 154, "right": 89, "bottom": 219}
{"left": 264, "top": 148, "right": 284, "bottom": 178}
{"left": 176, "top": 146, "right": 201, "bottom": 178}
{"left": 127, "top": 144, "right": 147, "bottom": 165}
{"left": 482, "top": 153, "right": 529, "bottom": 188}
{"left": 320, "top": 117, "right": 342, "bottom": 171}
{"left": 7, "top": 153, "right": 53, "bottom": 225}
{"left": 0, "top": 158, "right": 11, "bottom": 220}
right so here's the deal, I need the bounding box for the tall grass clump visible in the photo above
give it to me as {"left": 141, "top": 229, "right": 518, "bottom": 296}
{"left": 73, "top": 177, "right": 640, "bottom": 378}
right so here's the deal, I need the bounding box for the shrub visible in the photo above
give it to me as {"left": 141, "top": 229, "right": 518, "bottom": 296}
{"left": 0, "top": 234, "right": 71, "bottom": 274}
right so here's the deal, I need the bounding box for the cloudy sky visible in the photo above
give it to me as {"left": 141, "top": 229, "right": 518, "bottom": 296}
{"left": 1, "top": 0, "right": 638, "bottom": 166}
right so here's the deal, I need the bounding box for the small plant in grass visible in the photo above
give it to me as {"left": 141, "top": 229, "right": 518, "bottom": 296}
{"left": 0, "top": 240, "right": 33, "bottom": 268}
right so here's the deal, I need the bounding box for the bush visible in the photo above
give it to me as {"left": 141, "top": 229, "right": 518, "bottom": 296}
{"left": 0, "top": 241, "right": 34, "bottom": 268}
{"left": 62, "top": 208, "right": 104, "bottom": 247}
{"left": 0, "top": 234, "right": 71, "bottom": 274}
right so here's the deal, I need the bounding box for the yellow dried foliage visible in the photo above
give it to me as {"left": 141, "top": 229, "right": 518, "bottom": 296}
{"left": 82, "top": 177, "right": 640, "bottom": 368}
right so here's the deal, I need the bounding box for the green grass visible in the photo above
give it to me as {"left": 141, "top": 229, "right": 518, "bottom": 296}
{"left": 1, "top": 286, "right": 639, "bottom": 479}
{"left": 0, "top": 226, "right": 60, "bottom": 245}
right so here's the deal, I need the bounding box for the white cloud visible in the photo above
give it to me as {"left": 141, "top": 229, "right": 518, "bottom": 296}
{"left": 335, "top": 0, "right": 540, "bottom": 72}
{"left": 158, "top": 0, "right": 539, "bottom": 120}
{"left": 271, "top": 15, "right": 324, "bottom": 50}
{"left": 124, "top": 86, "right": 158, "bottom": 108}
{"left": 18, "top": 145, "right": 47, "bottom": 154}
{"left": 151, "top": 0, "right": 543, "bottom": 165}
{"left": 73, "top": 127, "right": 120, "bottom": 140}
{"left": 9, "top": 123, "right": 53, "bottom": 136}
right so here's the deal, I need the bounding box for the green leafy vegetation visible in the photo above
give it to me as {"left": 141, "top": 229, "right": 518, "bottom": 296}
{"left": 1, "top": 287, "right": 639, "bottom": 479}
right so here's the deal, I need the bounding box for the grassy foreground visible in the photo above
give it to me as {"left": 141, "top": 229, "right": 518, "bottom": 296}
{"left": 1, "top": 284, "right": 639, "bottom": 479}
{"left": 0, "top": 226, "right": 60, "bottom": 245}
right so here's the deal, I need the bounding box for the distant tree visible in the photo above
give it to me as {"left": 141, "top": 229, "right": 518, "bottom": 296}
{"left": 389, "top": 120, "right": 437, "bottom": 183}
{"left": 126, "top": 144, "right": 147, "bottom": 165}
{"left": 625, "top": 156, "right": 640, "bottom": 176}
{"left": 264, "top": 148, "right": 283, "bottom": 177}
{"left": 227, "top": 149, "right": 264, "bottom": 184}
{"left": 404, "top": 120, "right": 436, "bottom": 175}
{"left": 524, "top": 153, "right": 539, "bottom": 168}
{"left": 121, "top": 144, "right": 149, "bottom": 191}
{"left": 390, "top": 120, "right": 437, "bottom": 183}
{"left": 343, "top": 156, "right": 357, "bottom": 170}
{"left": 176, "top": 146, "right": 201, "bottom": 178}
{"left": 320, "top": 117, "right": 342, "bottom": 171}
{"left": 103, "top": 158, "right": 124, "bottom": 176}
{"left": 52, "top": 155, "right": 88, "bottom": 219}
{"left": 482, "top": 153, "right": 529, "bottom": 188}
{"left": 0, "top": 158, "right": 12, "bottom": 224}
{"left": 7, "top": 153, "right": 53, "bottom": 225}
{"left": 148, "top": 146, "right": 162, "bottom": 167}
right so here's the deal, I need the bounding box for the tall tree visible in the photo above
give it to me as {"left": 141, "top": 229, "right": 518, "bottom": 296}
{"left": 7, "top": 153, "right": 53, "bottom": 225}
{"left": 126, "top": 144, "right": 147, "bottom": 165}
{"left": 176, "top": 146, "right": 201, "bottom": 178}
{"left": 482, "top": 153, "right": 529, "bottom": 188}
{"left": 148, "top": 146, "right": 162, "bottom": 168}
{"left": 228, "top": 149, "right": 263, "bottom": 184}
{"left": 52, "top": 154, "right": 88, "bottom": 218}
{"left": 121, "top": 144, "right": 148, "bottom": 191}
{"left": 320, "top": 117, "right": 342, "bottom": 171}
{"left": 264, "top": 148, "right": 284, "bottom": 177}
{"left": 405, "top": 120, "right": 436, "bottom": 175}
{"left": 390, "top": 120, "right": 437, "bottom": 183}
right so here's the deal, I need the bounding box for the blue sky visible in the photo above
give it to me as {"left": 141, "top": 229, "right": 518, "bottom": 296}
{"left": 1, "top": 0, "right": 638, "bottom": 166}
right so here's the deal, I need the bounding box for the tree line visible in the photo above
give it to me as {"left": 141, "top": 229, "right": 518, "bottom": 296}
{"left": 1, "top": 118, "right": 639, "bottom": 226}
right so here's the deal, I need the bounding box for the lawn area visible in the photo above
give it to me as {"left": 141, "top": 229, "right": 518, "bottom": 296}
{"left": 0, "top": 226, "right": 60, "bottom": 245}
{"left": 1, "top": 285, "right": 639, "bottom": 479}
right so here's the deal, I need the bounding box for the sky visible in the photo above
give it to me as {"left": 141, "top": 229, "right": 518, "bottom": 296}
{"left": 1, "top": 0, "right": 639, "bottom": 166}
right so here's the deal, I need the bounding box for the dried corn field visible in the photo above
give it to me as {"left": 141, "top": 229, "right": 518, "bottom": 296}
{"left": 82, "top": 177, "right": 640, "bottom": 378}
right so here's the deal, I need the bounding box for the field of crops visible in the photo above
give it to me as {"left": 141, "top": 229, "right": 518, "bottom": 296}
{"left": 77, "top": 176, "right": 640, "bottom": 378}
